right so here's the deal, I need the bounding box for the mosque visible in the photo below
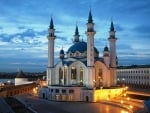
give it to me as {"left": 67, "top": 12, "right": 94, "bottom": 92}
{"left": 39, "top": 10, "right": 124, "bottom": 102}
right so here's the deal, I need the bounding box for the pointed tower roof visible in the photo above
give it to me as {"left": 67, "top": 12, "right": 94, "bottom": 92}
{"left": 60, "top": 48, "right": 65, "bottom": 54}
{"left": 73, "top": 24, "right": 80, "bottom": 43}
{"left": 104, "top": 45, "right": 109, "bottom": 51}
{"left": 110, "top": 20, "right": 115, "bottom": 31}
{"left": 49, "top": 17, "right": 54, "bottom": 29}
{"left": 75, "top": 24, "right": 79, "bottom": 36}
{"left": 16, "top": 69, "right": 26, "bottom": 78}
{"left": 88, "top": 10, "right": 93, "bottom": 23}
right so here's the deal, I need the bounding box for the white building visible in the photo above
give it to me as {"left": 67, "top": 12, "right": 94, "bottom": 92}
{"left": 15, "top": 69, "right": 33, "bottom": 86}
{"left": 117, "top": 65, "right": 150, "bottom": 89}
{"left": 39, "top": 10, "right": 124, "bottom": 102}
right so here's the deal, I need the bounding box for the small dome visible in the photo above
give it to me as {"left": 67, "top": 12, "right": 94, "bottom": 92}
{"left": 60, "top": 49, "right": 64, "bottom": 54}
{"left": 67, "top": 41, "right": 99, "bottom": 54}
{"left": 60, "top": 48, "right": 65, "bottom": 59}
{"left": 104, "top": 46, "right": 109, "bottom": 51}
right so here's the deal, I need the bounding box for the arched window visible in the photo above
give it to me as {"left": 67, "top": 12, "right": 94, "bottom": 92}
{"left": 98, "top": 68, "right": 103, "bottom": 86}
{"left": 71, "top": 67, "right": 76, "bottom": 79}
{"left": 64, "top": 66, "right": 67, "bottom": 85}
{"left": 59, "top": 68, "right": 63, "bottom": 85}
{"left": 80, "top": 67, "right": 83, "bottom": 86}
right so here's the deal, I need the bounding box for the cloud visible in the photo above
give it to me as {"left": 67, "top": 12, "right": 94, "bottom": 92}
{"left": 115, "top": 24, "right": 124, "bottom": 32}
{"left": 133, "top": 25, "right": 150, "bottom": 34}
{"left": 0, "top": 0, "right": 150, "bottom": 72}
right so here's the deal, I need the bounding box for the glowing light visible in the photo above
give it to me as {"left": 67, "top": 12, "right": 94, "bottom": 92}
{"left": 122, "top": 78, "right": 125, "bottom": 81}
{"left": 106, "top": 97, "right": 110, "bottom": 101}
{"left": 123, "top": 93, "right": 126, "bottom": 97}
{"left": 121, "top": 110, "right": 128, "bottom": 113}
{"left": 125, "top": 86, "right": 128, "bottom": 90}
{"left": 33, "top": 88, "right": 36, "bottom": 92}
{"left": 129, "top": 105, "right": 133, "bottom": 109}
{"left": 120, "top": 100, "right": 124, "bottom": 104}
{"left": 121, "top": 110, "right": 125, "bottom": 113}
{"left": 127, "top": 97, "right": 130, "bottom": 101}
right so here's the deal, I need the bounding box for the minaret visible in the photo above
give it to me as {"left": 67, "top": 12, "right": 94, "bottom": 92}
{"left": 47, "top": 17, "right": 56, "bottom": 85}
{"left": 73, "top": 25, "right": 80, "bottom": 43}
{"left": 85, "top": 10, "right": 96, "bottom": 88}
{"left": 108, "top": 20, "right": 117, "bottom": 68}
{"left": 103, "top": 45, "right": 110, "bottom": 68}
{"left": 59, "top": 48, "right": 65, "bottom": 59}
{"left": 108, "top": 20, "right": 117, "bottom": 86}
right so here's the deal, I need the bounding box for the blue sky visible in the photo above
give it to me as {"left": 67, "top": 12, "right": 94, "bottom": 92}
{"left": 0, "top": 0, "right": 150, "bottom": 72}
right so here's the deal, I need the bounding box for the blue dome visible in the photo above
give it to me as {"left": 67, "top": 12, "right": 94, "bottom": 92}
{"left": 67, "top": 41, "right": 99, "bottom": 54}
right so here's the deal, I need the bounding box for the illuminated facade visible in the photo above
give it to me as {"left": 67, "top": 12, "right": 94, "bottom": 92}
{"left": 39, "top": 10, "right": 123, "bottom": 102}
{"left": 117, "top": 65, "right": 150, "bottom": 88}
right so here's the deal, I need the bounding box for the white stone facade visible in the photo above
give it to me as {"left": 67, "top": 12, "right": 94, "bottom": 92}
{"left": 117, "top": 65, "right": 150, "bottom": 88}
{"left": 39, "top": 11, "right": 121, "bottom": 102}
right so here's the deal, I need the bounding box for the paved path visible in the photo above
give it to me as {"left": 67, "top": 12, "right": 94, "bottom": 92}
{"left": 16, "top": 94, "right": 131, "bottom": 113}
{"left": 0, "top": 97, "right": 15, "bottom": 113}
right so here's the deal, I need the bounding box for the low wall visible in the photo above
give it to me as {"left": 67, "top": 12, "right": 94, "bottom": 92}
{"left": 93, "top": 87, "right": 124, "bottom": 102}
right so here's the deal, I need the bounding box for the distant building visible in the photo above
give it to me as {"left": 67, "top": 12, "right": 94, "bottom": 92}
{"left": 117, "top": 65, "right": 150, "bottom": 88}
{"left": 15, "top": 69, "right": 29, "bottom": 86}
{"left": 39, "top": 10, "right": 124, "bottom": 102}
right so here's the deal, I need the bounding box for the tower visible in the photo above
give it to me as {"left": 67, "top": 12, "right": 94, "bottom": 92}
{"left": 73, "top": 25, "right": 80, "bottom": 43}
{"left": 47, "top": 17, "right": 56, "bottom": 85}
{"left": 108, "top": 20, "right": 117, "bottom": 86}
{"left": 59, "top": 48, "right": 65, "bottom": 59}
{"left": 85, "top": 10, "right": 96, "bottom": 88}
{"left": 103, "top": 45, "right": 110, "bottom": 68}
{"left": 108, "top": 20, "right": 117, "bottom": 68}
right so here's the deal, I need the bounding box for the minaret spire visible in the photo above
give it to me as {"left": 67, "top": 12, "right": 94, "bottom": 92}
{"left": 48, "top": 17, "right": 55, "bottom": 37}
{"left": 108, "top": 19, "right": 117, "bottom": 68}
{"left": 75, "top": 24, "right": 79, "bottom": 35}
{"left": 110, "top": 19, "right": 115, "bottom": 31}
{"left": 88, "top": 9, "right": 93, "bottom": 23}
{"left": 73, "top": 24, "right": 80, "bottom": 43}
{"left": 49, "top": 17, "right": 54, "bottom": 29}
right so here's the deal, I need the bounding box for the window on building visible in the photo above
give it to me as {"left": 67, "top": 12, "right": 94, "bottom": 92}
{"left": 71, "top": 67, "right": 77, "bottom": 79}
{"left": 62, "top": 89, "right": 66, "bottom": 93}
{"left": 55, "top": 89, "right": 59, "bottom": 93}
{"left": 147, "top": 70, "right": 149, "bottom": 73}
{"left": 64, "top": 66, "right": 67, "bottom": 85}
{"left": 51, "top": 89, "right": 53, "bottom": 92}
{"left": 59, "top": 68, "right": 63, "bottom": 85}
{"left": 98, "top": 68, "right": 103, "bottom": 86}
{"left": 69, "top": 89, "right": 74, "bottom": 93}
{"left": 76, "top": 52, "right": 79, "bottom": 56}
{"left": 80, "top": 67, "right": 83, "bottom": 86}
